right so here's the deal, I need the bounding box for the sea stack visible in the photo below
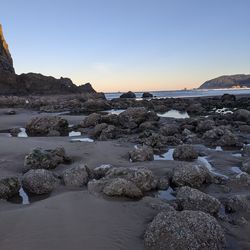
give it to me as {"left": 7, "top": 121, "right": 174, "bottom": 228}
{"left": 0, "top": 24, "right": 15, "bottom": 73}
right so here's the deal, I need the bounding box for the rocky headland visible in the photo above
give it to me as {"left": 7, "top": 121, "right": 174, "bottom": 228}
{"left": 199, "top": 74, "right": 250, "bottom": 89}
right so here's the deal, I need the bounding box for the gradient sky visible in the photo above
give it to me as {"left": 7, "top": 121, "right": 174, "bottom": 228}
{"left": 1, "top": 0, "right": 250, "bottom": 92}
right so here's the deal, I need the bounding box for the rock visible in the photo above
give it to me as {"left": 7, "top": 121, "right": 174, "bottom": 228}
{"left": 92, "top": 164, "right": 113, "bottom": 179}
{"left": 91, "top": 123, "right": 108, "bottom": 138}
{"left": 203, "top": 127, "right": 237, "bottom": 146}
{"left": 17, "top": 73, "right": 89, "bottom": 95}
{"left": 143, "top": 133, "right": 169, "bottom": 151}
{"left": 87, "top": 179, "right": 110, "bottom": 196}
{"left": 160, "top": 124, "right": 179, "bottom": 136}
{"left": 9, "top": 127, "right": 21, "bottom": 137}
{"left": 196, "top": 119, "right": 215, "bottom": 133}
{"left": 77, "top": 82, "right": 96, "bottom": 93}
{"left": 176, "top": 186, "right": 221, "bottom": 215}
{"left": 129, "top": 146, "right": 154, "bottom": 162}
{"left": 103, "top": 178, "right": 143, "bottom": 198}
{"left": 82, "top": 99, "right": 111, "bottom": 112}
{"left": 234, "top": 109, "right": 250, "bottom": 123}
{"left": 142, "top": 92, "right": 153, "bottom": 98}
{"left": 62, "top": 164, "right": 89, "bottom": 187}
{"left": 100, "top": 114, "right": 120, "bottom": 126}
{"left": 120, "top": 91, "right": 136, "bottom": 98}
{"left": 24, "top": 147, "right": 69, "bottom": 172}
{"left": 242, "top": 145, "right": 250, "bottom": 157}
{"left": 26, "top": 116, "right": 68, "bottom": 136}
{"left": 118, "top": 107, "right": 159, "bottom": 129}
{"left": 221, "top": 93, "right": 236, "bottom": 102}
{"left": 139, "top": 121, "right": 158, "bottom": 131}
{"left": 173, "top": 144, "right": 198, "bottom": 161}
{"left": 186, "top": 103, "right": 203, "bottom": 114}
{"left": 217, "top": 130, "right": 237, "bottom": 147}
{"left": 99, "top": 125, "right": 117, "bottom": 140}
{"left": 222, "top": 194, "right": 250, "bottom": 213}
{"left": 80, "top": 113, "right": 101, "bottom": 128}
{"left": 0, "top": 177, "right": 20, "bottom": 199}
{"left": 144, "top": 210, "right": 226, "bottom": 250}
{"left": 157, "top": 176, "right": 170, "bottom": 190}
{"left": 105, "top": 167, "right": 158, "bottom": 192}
{"left": 22, "top": 169, "right": 59, "bottom": 194}
{"left": 238, "top": 125, "right": 250, "bottom": 133}
{"left": 231, "top": 172, "right": 250, "bottom": 186}
{"left": 142, "top": 196, "right": 175, "bottom": 211}
{"left": 0, "top": 24, "right": 14, "bottom": 73}
{"left": 172, "top": 162, "right": 210, "bottom": 188}
{"left": 241, "top": 159, "right": 250, "bottom": 174}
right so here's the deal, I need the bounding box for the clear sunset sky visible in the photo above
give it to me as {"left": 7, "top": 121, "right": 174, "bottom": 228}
{"left": 1, "top": 0, "right": 250, "bottom": 92}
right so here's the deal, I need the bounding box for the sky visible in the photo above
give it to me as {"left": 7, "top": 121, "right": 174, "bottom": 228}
{"left": 1, "top": 0, "right": 250, "bottom": 92}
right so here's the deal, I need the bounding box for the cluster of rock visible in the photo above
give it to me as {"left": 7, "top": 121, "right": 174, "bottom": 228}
{"left": 77, "top": 107, "right": 160, "bottom": 141}
{"left": 4, "top": 141, "right": 250, "bottom": 249}
{"left": 88, "top": 167, "right": 164, "bottom": 199}
{"left": 119, "top": 91, "right": 153, "bottom": 99}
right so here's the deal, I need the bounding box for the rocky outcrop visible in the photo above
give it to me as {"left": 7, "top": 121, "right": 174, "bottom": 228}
{"left": 77, "top": 82, "right": 96, "bottom": 93}
{"left": 88, "top": 167, "right": 159, "bottom": 198}
{"left": 199, "top": 74, "right": 250, "bottom": 89}
{"left": 0, "top": 24, "right": 17, "bottom": 95}
{"left": 0, "top": 24, "right": 99, "bottom": 96}
{"left": 118, "top": 107, "right": 159, "bottom": 129}
{"left": 0, "top": 24, "right": 14, "bottom": 73}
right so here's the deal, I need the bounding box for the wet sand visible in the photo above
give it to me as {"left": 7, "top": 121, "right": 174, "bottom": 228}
{"left": 0, "top": 191, "right": 155, "bottom": 250}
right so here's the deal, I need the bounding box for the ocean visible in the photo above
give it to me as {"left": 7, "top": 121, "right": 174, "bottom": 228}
{"left": 105, "top": 88, "right": 250, "bottom": 100}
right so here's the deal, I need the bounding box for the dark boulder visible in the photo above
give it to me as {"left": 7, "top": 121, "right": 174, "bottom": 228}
{"left": 120, "top": 91, "right": 136, "bottom": 99}
{"left": 118, "top": 107, "right": 159, "bottom": 129}
{"left": 173, "top": 144, "right": 198, "bottom": 161}
{"left": 176, "top": 186, "right": 221, "bottom": 215}
{"left": 129, "top": 146, "right": 154, "bottom": 162}
{"left": 24, "top": 147, "right": 70, "bottom": 172}
{"left": 221, "top": 93, "right": 236, "bottom": 102}
{"left": 142, "top": 92, "right": 153, "bottom": 98}
{"left": 144, "top": 210, "right": 226, "bottom": 250}
{"left": 22, "top": 169, "right": 59, "bottom": 194}
{"left": 26, "top": 116, "right": 68, "bottom": 136}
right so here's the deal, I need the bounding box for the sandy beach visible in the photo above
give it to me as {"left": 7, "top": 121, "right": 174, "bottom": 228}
{"left": 0, "top": 100, "right": 250, "bottom": 249}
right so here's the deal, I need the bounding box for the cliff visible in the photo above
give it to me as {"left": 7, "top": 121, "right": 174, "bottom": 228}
{"left": 0, "top": 24, "right": 97, "bottom": 95}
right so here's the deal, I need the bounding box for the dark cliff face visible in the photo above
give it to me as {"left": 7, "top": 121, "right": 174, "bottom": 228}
{"left": 0, "top": 24, "right": 14, "bottom": 73}
{"left": 0, "top": 24, "right": 97, "bottom": 95}
{"left": 199, "top": 74, "right": 250, "bottom": 89}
